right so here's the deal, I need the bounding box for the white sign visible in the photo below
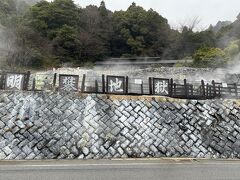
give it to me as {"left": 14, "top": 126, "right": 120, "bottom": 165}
{"left": 134, "top": 79, "right": 142, "bottom": 85}
{"left": 222, "top": 83, "right": 228, "bottom": 88}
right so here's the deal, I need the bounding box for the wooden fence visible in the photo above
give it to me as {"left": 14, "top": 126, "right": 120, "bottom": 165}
{"left": 0, "top": 71, "right": 239, "bottom": 99}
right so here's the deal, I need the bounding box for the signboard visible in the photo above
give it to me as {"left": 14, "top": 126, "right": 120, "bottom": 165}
{"left": 5, "top": 73, "right": 25, "bottom": 90}
{"left": 107, "top": 76, "right": 125, "bottom": 94}
{"left": 153, "top": 78, "right": 169, "bottom": 95}
{"left": 35, "top": 74, "right": 53, "bottom": 90}
{"left": 134, "top": 79, "right": 142, "bottom": 85}
{"left": 59, "top": 74, "right": 79, "bottom": 92}
{"left": 222, "top": 83, "right": 228, "bottom": 88}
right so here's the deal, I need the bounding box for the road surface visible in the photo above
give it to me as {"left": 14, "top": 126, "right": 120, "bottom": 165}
{"left": 0, "top": 159, "right": 239, "bottom": 180}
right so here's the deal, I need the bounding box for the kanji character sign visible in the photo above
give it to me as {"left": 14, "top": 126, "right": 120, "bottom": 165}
{"left": 59, "top": 75, "right": 79, "bottom": 92}
{"left": 5, "top": 73, "right": 25, "bottom": 90}
{"left": 107, "top": 76, "right": 125, "bottom": 94}
{"left": 153, "top": 78, "right": 169, "bottom": 95}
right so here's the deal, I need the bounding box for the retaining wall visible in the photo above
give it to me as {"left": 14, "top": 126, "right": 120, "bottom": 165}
{"left": 0, "top": 91, "right": 240, "bottom": 159}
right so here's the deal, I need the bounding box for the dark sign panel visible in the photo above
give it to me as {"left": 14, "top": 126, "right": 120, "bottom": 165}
{"left": 5, "top": 73, "right": 25, "bottom": 90}
{"left": 59, "top": 74, "right": 79, "bottom": 92}
{"left": 107, "top": 76, "right": 125, "bottom": 94}
{"left": 153, "top": 78, "right": 169, "bottom": 95}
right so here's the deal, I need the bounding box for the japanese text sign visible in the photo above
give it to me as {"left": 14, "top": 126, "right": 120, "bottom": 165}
{"left": 59, "top": 75, "right": 79, "bottom": 92}
{"left": 5, "top": 73, "right": 25, "bottom": 90}
{"left": 107, "top": 76, "right": 125, "bottom": 94}
{"left": 153, "top": 78, "right": 169, "bottom": 95}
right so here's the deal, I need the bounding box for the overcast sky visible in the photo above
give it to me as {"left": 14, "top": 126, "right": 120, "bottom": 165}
{"left": 72, "top": 0, "right": 240, "bottom": 30}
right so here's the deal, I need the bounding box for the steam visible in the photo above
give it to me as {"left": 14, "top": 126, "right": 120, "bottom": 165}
{"left": 0, "top": 0, "right": 40, "bottom": 68}
{"left": 0, "top": 24, "right": 5, "bottom": 49}
{"left": 0, "top": 24, "right": 9, "bottom": 65}
{"left": 225, "top": 54, "right": 240, "bottom": 74}
{"left": 0, "top": 22, "right": 17, "bottom": 68}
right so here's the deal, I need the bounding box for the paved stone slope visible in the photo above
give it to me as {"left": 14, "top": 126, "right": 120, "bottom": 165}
{"left": 0, "top": 91, "right": 240, "bottom": 160}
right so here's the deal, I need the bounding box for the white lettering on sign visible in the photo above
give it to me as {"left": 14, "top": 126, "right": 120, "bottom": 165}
{"left": 155, "top": 80, "right": 168, "bottom": 94}
{"left": 62, "top": 76, "right": 77, "bottom": 91}
{"left": 6, "top": 74, "right": 24, "bottom": 90}
{"left": 109, "top": 78, "right": 123, "bottom": 92}
{"left": 135, "top": 79, "right": 142, "bottom": 85}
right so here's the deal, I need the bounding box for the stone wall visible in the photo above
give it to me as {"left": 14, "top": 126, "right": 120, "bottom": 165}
{"left": 0, "top": 90, "right": 240, "bottom": 160}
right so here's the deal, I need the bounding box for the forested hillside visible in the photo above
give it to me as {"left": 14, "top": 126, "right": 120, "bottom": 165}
{"left": 0, "top": 0, "right": 240, "bottom": 68}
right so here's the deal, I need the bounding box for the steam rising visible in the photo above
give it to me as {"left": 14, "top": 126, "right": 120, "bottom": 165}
{"left": 0, "top": 24, "right": 8, "bottom": 65}
{"left": 226, "top": 54, "right": 240, "bottom": 74}
{"left": 0, "top": 23, "right": 17, "bottom": 68}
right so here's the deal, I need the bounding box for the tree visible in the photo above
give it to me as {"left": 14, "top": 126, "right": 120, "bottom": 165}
{"left": 111, "top": 3, "right": 171, "bottom": 57}
{"left": 224, "top": 40, "right": 240, "bottom": 58}
{"left": 52, "top": 25, "right": 80, "bottom": 63}
{"left": 0, "top": 0, "right": 17, "bottom": 26}
{"left": 99, "top": 1, "right": 107, "bottom": 17}
{"left": 28, "top": 0, "right": 79, "bottom": 37}
{"left": 80, "top": 3, "right": 112, "bottom": 58}
{"left": 193, "top": 47, "right": 226, "bottom": 67}
{"left": 0, "top": 0, "right": 229, "bottom": 68}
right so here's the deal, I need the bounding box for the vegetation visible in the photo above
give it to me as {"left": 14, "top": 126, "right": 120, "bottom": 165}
{"left": 193, "top": 47, "right": 226, "bottom": 68}
{"left": 0, "top": 0, "right": 240, "bottom": 68}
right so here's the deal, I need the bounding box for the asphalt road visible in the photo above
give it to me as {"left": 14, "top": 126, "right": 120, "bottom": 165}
{"left": 0, "top": 159, "right": 240, "bottom": 180}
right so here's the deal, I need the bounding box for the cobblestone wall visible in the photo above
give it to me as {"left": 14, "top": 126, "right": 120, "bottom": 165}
{"left": 0, "top": 91, "right": 240, "bottom": 160}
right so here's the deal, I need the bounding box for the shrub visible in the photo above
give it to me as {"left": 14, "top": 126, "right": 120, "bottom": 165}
{"left": 193, "top": 47, "right": 226, "bottom": 68}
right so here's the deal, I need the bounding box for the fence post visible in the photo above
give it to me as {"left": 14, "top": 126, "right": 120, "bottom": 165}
{"left": 212, "top": 80, "right": 216, "bottom": 97}
{"left": 184, "top": 79, "right": 188, "bottom": 98}
{"left": 234, "top": 83, "right": 238, "bottom": 97}
{"left": 24, "top": 71, "right": 31, "bottom": 91}
{"left": 169, "top": 78, "right": 173, "bottom": 97}
{"left": 53, "top": 73, "right": 57, "bottom": 89}
{"left": 173, "top": 83, "right": 176, "bottom": 96}
{"left": 0, "top": 72, "right": 4, "bottom": 89}
{"left": 81, "top": 74, "right": 86, "bottom": 93}
{"left": 149, "top": 77, "right": 152, "bottom": 95}
{"left": 32, "top": 78, "right": 36, "bottom": 91}
{"left": 102, "top": 74, "right": 105, "bottom": 93}
{"left": 206, "top": 83, "right": 209, "bottom": 98}
{"left": 141, "top": 82, "right": 144, "bottom": 95}
{"left": 95, "top": 80, "right": 98, "bottom": 93}
{"left": 106, "top": 76, "right": 109, "bottom": 93}
{"left": 201, "top": 80, "right": 205, "bottom": 98}
{"left": 125, "top": 76, "right": 129, "bottom": 95}
{"left": 190, "top": 84, "right": 193, "bottom": 96}
{"left": 218, "top": 85, "right": 221, "bottom": 97}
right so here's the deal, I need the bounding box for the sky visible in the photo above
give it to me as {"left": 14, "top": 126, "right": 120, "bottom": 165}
{"left": 71, "top": 0, "right": 240, "bottom": 30}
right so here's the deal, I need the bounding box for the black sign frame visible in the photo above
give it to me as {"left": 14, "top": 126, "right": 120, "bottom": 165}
{"left": 3, "top": 72, "right": 29, "bottom": 90}
{"left": 152, "top": 78, "right": 170, "bottom": 96}
{"left": 59, "top": 74, "right": 79, "bottom": 92}
{"left": 106, "top": 75, "right": 126, "bottom": 94}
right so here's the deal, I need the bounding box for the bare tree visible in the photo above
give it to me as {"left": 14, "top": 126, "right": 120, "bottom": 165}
{"left": 178, "top": 16, "right": 202, "bottom": 32}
